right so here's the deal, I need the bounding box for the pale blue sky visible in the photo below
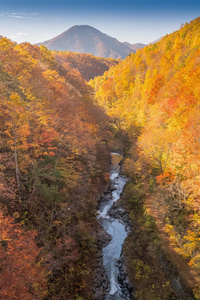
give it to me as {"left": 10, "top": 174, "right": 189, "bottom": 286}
{"left": 0, "top": 0, "right": 199, "bottom": 44}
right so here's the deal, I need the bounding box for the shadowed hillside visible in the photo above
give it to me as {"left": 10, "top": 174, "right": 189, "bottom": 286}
{"left": 54, "top": 50, "right": 119, "bottom": 81}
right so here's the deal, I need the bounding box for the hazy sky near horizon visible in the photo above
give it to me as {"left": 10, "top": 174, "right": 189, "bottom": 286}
{"left": 0, "top": 0, "right": 199, "bottom": 44}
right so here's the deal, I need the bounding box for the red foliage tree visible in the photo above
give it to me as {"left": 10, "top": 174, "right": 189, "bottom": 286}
{"left": 0, "top": 209, "right": 47, "bottom": 300}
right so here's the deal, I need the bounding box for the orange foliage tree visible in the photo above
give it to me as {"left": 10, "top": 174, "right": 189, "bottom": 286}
{"left": 0, "top": 209, "right": 47, "bottom": 299}
{"left": 91, "top": 16, "right": 200, "bottom": 279}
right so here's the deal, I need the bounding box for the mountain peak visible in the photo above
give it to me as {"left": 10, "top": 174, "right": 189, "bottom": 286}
{"left": 37, "top": 25, "right": 134, "bottom": 59}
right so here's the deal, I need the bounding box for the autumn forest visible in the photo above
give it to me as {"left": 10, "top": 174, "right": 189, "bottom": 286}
{"left": 1, "top": 16, "right": 200, "bottom": 300}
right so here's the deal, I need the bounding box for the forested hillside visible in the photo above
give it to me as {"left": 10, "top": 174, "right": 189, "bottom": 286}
{"left": 0, "top": 38, "right": 112, "bottom": 299}
{"left": 54, "top": 51, "right": 119, "bottom": 81}
{"left": 91, "top": 16, "right": 200, "bottom": 298}
{"left": 1, "top": 15, "right": 200, "bottom": 300}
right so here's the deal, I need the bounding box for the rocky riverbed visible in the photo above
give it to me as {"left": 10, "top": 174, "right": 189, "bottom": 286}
{"left": 93, "top": 153, "right": 134, "bottom": 300}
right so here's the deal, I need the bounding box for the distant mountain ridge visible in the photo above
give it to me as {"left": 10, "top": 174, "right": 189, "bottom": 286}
{"left": 123, "top": 42, "right": 146, "bottom": 51}
{"left": 37, "top": 25, "right": 134, "bottom": 59}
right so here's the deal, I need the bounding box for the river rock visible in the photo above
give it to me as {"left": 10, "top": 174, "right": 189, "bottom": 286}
{"left": 108, "top": 201, "right": 132, "bottom": 232}
{"left": 117, "top": 254, "right": 135, "bottom": 299}
{"left": 94, "top": 153, "right": 134, "bottom": 300}
{"left": 93, "top": 224, "right": 111, "bottom": 298}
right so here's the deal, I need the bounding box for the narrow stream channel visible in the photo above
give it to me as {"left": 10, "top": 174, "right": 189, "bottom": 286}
{"left": 98, "top": 153, "right": 133, "bottom": 300}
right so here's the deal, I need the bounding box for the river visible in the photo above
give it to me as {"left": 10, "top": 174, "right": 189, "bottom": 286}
{"left": 98, "top": 153, "right": 133, "bottom": 300}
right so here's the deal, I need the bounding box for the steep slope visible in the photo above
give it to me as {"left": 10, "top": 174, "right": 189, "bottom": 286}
{"left": 0, "top": 38, "right": 112, "bottom": 299}
{"left": 37, "top": 25, "right": 133, "bottom": 59}
{"left": 90, "top": 16, "right": 200, "bottom": 299}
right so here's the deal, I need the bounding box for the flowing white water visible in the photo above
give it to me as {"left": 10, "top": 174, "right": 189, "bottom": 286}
{"left": 98, "top": 153, "right": 132, "bottom": 299}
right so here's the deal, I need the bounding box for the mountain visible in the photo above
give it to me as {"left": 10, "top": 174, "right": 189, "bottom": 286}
{"left": 37, "top": 25, "right": 133, "bottom": 59}
{"left": 123, "top": 42, "right": 146, "bottom": 51}
{"left": 123, "top": 38, "right": 163, "bottom": 51}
